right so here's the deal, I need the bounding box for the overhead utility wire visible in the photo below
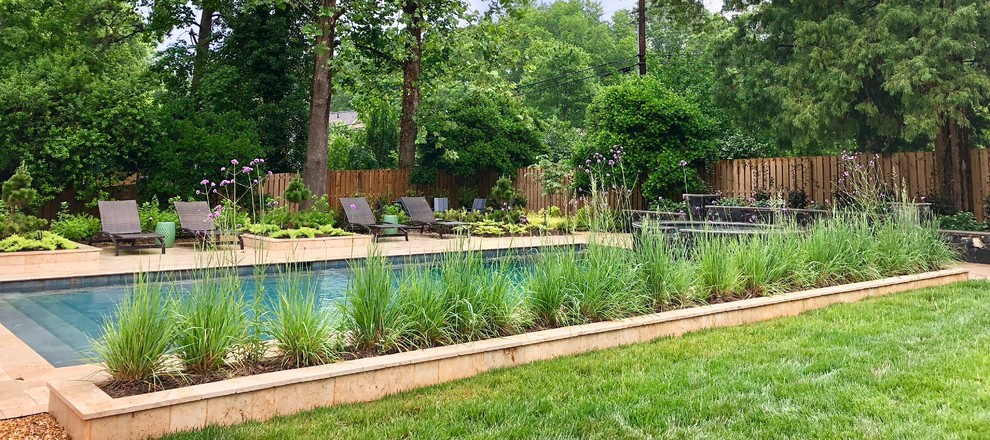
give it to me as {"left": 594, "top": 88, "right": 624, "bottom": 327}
{"left": 520, "top": 63, "right": 639, "bottom": 95}
{"left": 516, "top": 55, "right": 640, "bottom": 90}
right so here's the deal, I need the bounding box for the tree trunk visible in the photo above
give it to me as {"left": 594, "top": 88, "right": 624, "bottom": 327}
{"left": 190, "top": 4, "right": 214, "bottom": 92}
{"left": 303, "top": 0, "right": 339, "bottom": 208}
{"left": 933, "top": 113, "right": 973, "bottom": 213}
{"left": 398, "top": 1, "right": 423, "bottom": 169}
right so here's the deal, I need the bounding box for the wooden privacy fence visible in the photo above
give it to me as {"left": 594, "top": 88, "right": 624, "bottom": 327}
{"left": 264, "top": 167, "right": 647, "bottom": 212}
{"left": 710, "top": 150, "right": 990, "bottom": 220}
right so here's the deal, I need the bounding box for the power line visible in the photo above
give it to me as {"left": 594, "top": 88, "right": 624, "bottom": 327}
{"left": 520, "top": 64, "right": 638, "bottom": 95}
{"left": 516, "top": 54, "right": 639, "bottom": 90}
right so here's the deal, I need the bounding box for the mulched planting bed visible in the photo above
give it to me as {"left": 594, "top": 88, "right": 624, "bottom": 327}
{"left": 98, "top": 358, "right": 285, "bottom": 398}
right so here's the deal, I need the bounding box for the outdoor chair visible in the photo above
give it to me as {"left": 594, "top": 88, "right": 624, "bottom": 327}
{"left": 471, "top": 198, "right": 487, "bottom": 213}
{"left": 174, "top": 201, "right": 244, "bottom": 250}
{"left": 95, "top": 200, "right": 166, "bottom": 256}
{"left": 339, "top": 197, "right": 413, "bottom": 241}
{"left": 400, "top": 197, "right": 469, "bottom": 239}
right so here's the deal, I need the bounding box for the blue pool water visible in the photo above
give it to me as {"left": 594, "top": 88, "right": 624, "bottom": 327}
{"left": 0, "top": 268, "right": 353, "bottom": 367}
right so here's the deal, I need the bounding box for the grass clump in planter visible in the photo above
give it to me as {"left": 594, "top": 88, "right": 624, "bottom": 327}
{"left": 341, "top": 251, "right": 406, "bottom": 354}
{"left": 93, "top": 273, "right": 175, "bottom": 389}
{"left": 436, "top": 250, "right": 524, "bottom": 341}
{"left": 267, "top": 271, "right": 339, "bottom": 368}
{"left": 635, "top": 232, "right": 695, "bottom": 308}
{"left": 172, "top": 268, "right": 249, "bottom": 376}
{"left": 395, "top": 270, "right": 451, "bottom": 348}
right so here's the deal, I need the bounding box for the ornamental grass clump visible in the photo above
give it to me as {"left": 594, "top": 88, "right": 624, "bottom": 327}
{"left": 172, "top": 267, "right": 250, "bottom": 375}
{"left": 266, "top": 272, "right": 339, "bottom": 368}
{"left": 395, "top": 269, "right": 452, "bottom": 348}
{"left": 635, "top": 230, "right": 694, "bottom": 308}
{"left": 526, "top": 247, "right": 583, "bottom": 327}
{"left": 572, "top": 244, "right": 647, "bottom": 322}
{"left": 340, "top": 251, "right": 406, "bottom": 353}
{"left": 693, "top": 235, "right": 743, "bottom": 301}
{"left": 93, "top": 273, "right": 175, "bottom": 387}
{"left": 731, "top": 231, "right": 801, "bottom": 297}
{"left": 437, "top": 250, "right": 523, "bottom": 341}
{"left": 800, "top": 214, "right": 881, "bottom": 286}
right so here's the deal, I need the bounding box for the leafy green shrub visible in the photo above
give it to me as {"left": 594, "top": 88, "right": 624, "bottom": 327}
{"left": 0, "top": 232, "right": 78, "bottom": 252}
{"left": 283, "top": 177, "right": 312, "bottom": 204}
{"left": 291, "top": 196, "right": 335, "bottom": 228}
{"left": 50, "top": 203, "right": 101, "bottom": 241}
{"left": 269, "top": 227, "right": 319, "bottom": 239}
{"left": 581, "top": 75, "right": 715, "bottom": 201}
{"left": 1, "top": 163, "right": 47, "bottom": 238}
{"left": 247, "top": 223, "right": 282, "bottom": 236}
{"left": 318, "top": 225, "right": 351, "bottom": 236}
{"left": 938, "top": 212, "right": 987, "bottom": 231}
{"left": 138, "top": 197, "right": 180, "bottom": 231}
{"left": 266, "top": 273, "right": 338, "bottom": 368}
{"left": 261, "top": 205, "right": 293, "bottom": 227}
{"left": 93, "top": 274, "right": 175, "bottom": 385}
{"left": 490, "top": 176, "right": 526, "bottom": 209}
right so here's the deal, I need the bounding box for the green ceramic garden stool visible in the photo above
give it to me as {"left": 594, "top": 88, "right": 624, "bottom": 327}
{"left": 155, "top": 221, "right": 176, "bottom": 248}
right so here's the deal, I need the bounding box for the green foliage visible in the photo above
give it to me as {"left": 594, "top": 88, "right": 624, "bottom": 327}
{"left": 489, "top": 176, "right": 526, "bottom": 209}
{"left": 283, "top": 177, "right": 312, "bottom": 204}
{"left": 582, "top": 75, "right": 715, "bottom": 201}
{"left": 717, "top": 0, "right": 990, "bottom": 154}
{"left": 0, "top": 232, "right": 78, "bottom": 252}
{"left": 635, "top": 232, "right": 694, "bottom": 308}
{"left": 138, "top": 197, "right": 180, "bottom": 231}
{"left": 172, "top": 269, "right": 249, "bottom": 374}
{"left": 50, "top": 203, "right": 101, "bottom": 242}
{"left": 247, "top": 223, "right": 282, "bottom": 236}
{"left": 266, "top": 273, "right": 339, "bottom": 368}
{"left": 692, "top": 236, "right": 743, "bottom": 300}
{"left": 93, "top": 274, "right": 175, "bottom": 385}
{"left": 269, "top": 227, "right": 319, "bottom": 239}
{"left": 0, "top": 1, "right": 158, "bottom": 201}
{"left": 1, "top": 163, "right": 47, "bottom": 238}
{"left": 435, "top": 251, "right": 523, "bottom": 341}
{"left": 939, "top": 212, "right": 988, "bottom": 231}
{"left": 340, "top": 252, "right": 406, "bottom": 353}
{"left": 416, "top": 82, "right": 546, "bottom": 180}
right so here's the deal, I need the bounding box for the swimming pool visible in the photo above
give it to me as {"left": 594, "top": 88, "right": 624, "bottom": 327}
{"left": 0, "top": 249, "right": 550, "bottom": 367}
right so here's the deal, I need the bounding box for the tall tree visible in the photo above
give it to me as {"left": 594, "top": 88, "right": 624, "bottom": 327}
{"left": 719, "top": 0, "right": 990, "bottom": 211}
{"left": 303, "top": 0, "right": 345, "bottom": 205}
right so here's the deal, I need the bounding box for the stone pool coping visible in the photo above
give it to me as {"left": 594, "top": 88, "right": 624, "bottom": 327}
{"left": 48, "top": 268, "right": 969, "bottom": 440}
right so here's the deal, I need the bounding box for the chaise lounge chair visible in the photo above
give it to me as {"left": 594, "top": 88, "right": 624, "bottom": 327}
{"left": 339, "top": 197, "right": 413, "bottom": 241}
{"left": 174, "top": 201, "right": 244, "bottom": 250}
{"left": 400, "top": 197, "right": 470, "bottom": 239}
{"left": 471, "top": 198, "right": 487, "bottom": 213}
{"left": 96, "top": 200, "right": 166, "bottom": 256}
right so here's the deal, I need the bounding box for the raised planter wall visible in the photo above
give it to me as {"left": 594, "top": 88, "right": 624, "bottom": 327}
{"left": 0, "top": 243, "right": 103, "bottom": 268}
{"left": 49, "top": 268, "right": 969, "bottom": 440}
{"left": 240, "top": 233, "right": 373, "bottom": 253}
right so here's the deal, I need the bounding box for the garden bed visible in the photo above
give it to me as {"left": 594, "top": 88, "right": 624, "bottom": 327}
{"left": 0, "top": 242, "right": 102, "bottom": 267}
{"left": 48, "top": 268, "right": 968, "bottom": 440}
{"left": 941, "top": 229, "right": 990, "bottom": 264}
{"left": 241, "top": 233, "right": 372, "bottom": 252}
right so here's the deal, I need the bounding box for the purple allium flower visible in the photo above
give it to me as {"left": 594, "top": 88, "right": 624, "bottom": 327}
{"left": 679, "top": 160, "right": 688, "bottom": 167}
{"left": 920, "top": 196, "right": 926, "bottom": 201}
{"left": 273, "top": 201, "right": 279, "bottom": 205}
{"left": 231, "top": 159, "right": 239, "bottom": 165}
{"left": 212, "top": 189, "right": 218, "bottom": 193}
{"left": 200, "top": 179, "right": 210, "bottom": 185}
{"left": 349, "top": 203, "right": 356, "bottom": 209}
{"left": 267, "top": 171, "right": 273, "bottom": 176}
{"left": 221, "top": 167, "right": 226, "bottom": 172}
{"left": 608, "top": 160, "right": 615, "bottom": 166}
{"left": 242, "top": 166, "right": 253, "bottom": 173}
{"left": 196, "top": 190, "right": 201, "bottom": 195}
{"left": 585, "top": 159, "right": 591, "bottom": 164}
{"left": 253, "top": 179, "right": 258, "bottom": 184}
{"left": 211, "top": 182, "right": 216, "bottom": 187}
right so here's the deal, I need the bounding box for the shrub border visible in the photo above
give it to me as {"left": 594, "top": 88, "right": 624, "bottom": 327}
{"left": 49, "top": 268, "right": 969, "bottom": 440}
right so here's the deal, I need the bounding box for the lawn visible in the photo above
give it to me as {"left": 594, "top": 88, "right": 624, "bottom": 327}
{"left": 165, "top": 280, "right": 990, "bottom": 439}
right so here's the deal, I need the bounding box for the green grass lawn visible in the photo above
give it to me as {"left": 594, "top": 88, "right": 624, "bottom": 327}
{"left": 166, "top": 281, "right": 990, "bottom": 439}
